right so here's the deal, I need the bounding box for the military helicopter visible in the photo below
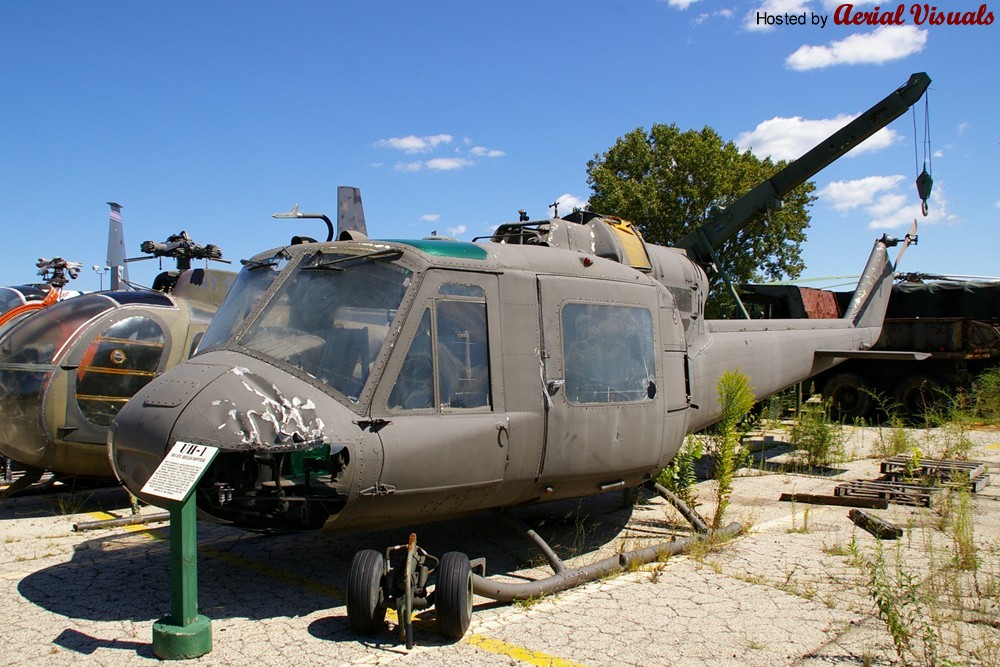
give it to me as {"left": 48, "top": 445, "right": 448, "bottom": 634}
{"left": 0, "top": 203, "right": 129, "bottom": 339}
{"left": 0, "top": 205, "right": 126, "bottom": 484}
{"left": 0, "top": 193, "right": 365, "bottom": 496}
{"left": 0, "top": 215, "right": 236, "bottom": 494}
{"left": 0, "top": 257, "right": 85, "bottom": 335}
{"left": 109, "top": 73, "right": 929, "bottom": 642}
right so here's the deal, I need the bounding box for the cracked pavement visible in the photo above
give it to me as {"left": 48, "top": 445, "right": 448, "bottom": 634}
{"left": 2, "top": 425, "right": 999, "bottom": 665}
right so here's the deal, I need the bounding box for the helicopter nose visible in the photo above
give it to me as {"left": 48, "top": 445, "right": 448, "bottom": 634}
{"left": 110, "top": 359, "right": 234, "bottom": 496}
{"left": 110, "top": 351, "right": 362, "bottom": 530}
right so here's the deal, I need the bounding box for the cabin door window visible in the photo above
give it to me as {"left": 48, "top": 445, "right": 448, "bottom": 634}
{"left": 537, "top": 275, "right": 664, "bottom": 481}
{"left": 371, "top": 272, "right": 506, "bottom": 505}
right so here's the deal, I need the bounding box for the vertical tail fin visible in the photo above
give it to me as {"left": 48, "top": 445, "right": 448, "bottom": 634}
{"left": 843, "top": 222, "right": 918, "bottom": 328}
{"left": 106, "top": 202, "right": 130, "bottom": 291}
{"left": 337, "top": 186, "right": 368, "bottom": 239}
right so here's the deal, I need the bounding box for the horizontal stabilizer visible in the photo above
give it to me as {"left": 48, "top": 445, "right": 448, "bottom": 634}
{"left": 815, "top": 350, "right": 931, "bottom": 361}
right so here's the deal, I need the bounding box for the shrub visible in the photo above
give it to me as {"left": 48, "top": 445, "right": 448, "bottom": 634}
{"left": 974, "top": 366, "right": 1000, "bottom": 424}
{"left": 789, "top": 400, "right": 844, "bottom": 468}
{"left": 656, "top": 436, "right": 703, "bottom": 508}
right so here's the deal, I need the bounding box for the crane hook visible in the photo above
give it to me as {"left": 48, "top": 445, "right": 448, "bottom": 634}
{"left": 916, "top": 167, "right": 933, "bottom": 217}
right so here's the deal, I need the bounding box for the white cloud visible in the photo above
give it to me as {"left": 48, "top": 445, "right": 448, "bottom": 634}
{"left": 421, "top": 214, "right": 440, "bottom": 222}
{"left": 663, "top": 0, "right": 702, "bottom": 9}
{"left": 375, "top": 134, "right": 453, "bottom": 154}
{"left": 817, "top": 0, "right": 877, "bottom": 8}
{"left": 958, "top": 122, "right": 970, "bottom": 136}
{"left": 395, "top": 157, "right": 475, "bottom": 172}
{"left": 470, "top": 146, "right": 506, "bottom": 158}
{"left": 446, "top": 224, "right": 468, "bottom": 237}
{"left": 425, "top": 157, "right": 474, "bottom": 171}
{"left": 819, "top": 175, "right": 905, "bottom": 212}
{"left": 737, "top": 114, "right": 897, "bottom": 161}
{"left": 820, "top": 174, "right": 955, "bottom": 230}
{"left": 378, "top": 135, "right": 502, "bottom": 172}
{"left": 995, "top": 200, "right": 1000, "bottom": 209}
{"left": 693, "top": 7, "right": 735, "bottom": 25}
{"left": 552, "top": 193, "right": 589, "bottom": 216}
{"left": 785, "top": 26, "right": 927, "bottom": 71}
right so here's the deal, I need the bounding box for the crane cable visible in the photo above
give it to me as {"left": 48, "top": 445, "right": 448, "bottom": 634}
{"left": 913, "top": 91, "right": 933, "bottom": 216}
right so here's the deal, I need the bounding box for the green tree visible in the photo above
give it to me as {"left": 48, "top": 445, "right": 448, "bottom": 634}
{"left": 586, "top": 124, "right": 816, "bottom": 316}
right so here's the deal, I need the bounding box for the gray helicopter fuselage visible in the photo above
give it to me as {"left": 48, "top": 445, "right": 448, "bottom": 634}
{"left": 109, "top": 230, "right": 893, "bottom": 532}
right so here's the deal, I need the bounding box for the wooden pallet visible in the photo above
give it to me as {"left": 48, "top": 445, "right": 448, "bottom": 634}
{"left": 834, "top": 479, "right": 934, "bottom": 507}
{"left": 880, "top": 457, "right": 991, "bottom": 492}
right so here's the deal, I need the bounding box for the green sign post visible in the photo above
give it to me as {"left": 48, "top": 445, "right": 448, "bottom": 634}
{"left": 141, "top": 442, "right": 219, "bottom": 660}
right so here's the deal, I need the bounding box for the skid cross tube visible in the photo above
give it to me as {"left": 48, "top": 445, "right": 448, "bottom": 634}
{"left": 471, "top": 486, "right": 740, "bottom": 602}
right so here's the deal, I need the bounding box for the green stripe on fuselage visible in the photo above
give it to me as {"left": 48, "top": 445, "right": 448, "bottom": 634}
{"left": 385, "top": 239, "right": 488, "bottom": 260}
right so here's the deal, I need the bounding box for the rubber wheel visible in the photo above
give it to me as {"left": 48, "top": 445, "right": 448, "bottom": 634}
{"left": 346, "top": 549, "right": 387, "bottom": 635}
{"left": 435, "top": 551, "right": 473, "bottom": 640}
{"left": 896, "top": 375, "right": 943, "bottom": 419}
{"left": 822, "top": 372, "right": 873, "bottom": 421}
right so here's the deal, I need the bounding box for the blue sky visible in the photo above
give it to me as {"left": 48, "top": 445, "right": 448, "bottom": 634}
{"left": 1, "top": 1, "right": 996, "bottom": 291}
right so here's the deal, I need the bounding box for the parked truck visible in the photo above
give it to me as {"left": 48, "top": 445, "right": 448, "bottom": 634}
{"left": 739, "top": 275, "right": 1000, "bottom": 419}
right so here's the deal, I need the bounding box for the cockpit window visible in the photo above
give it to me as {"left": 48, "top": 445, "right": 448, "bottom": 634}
{"left": 76, "top": 316, "right": 166, "bottom": 426}
{"left": 389, "top": 283, "right": 491, "bottom": 411}
{"left": 198, "top": 251, "right": 290, "bottom": 352}
{"left": 0, "top": 287, "right": 29, "bottom": 312}
{"left": 237, "top": 251, "right": 412, "bottom": 402}
{"left": 0, "top": 295, "right": 116, "bottom": 366}
{"left": 0, "top": 285, "right": 48, "bottom": 312}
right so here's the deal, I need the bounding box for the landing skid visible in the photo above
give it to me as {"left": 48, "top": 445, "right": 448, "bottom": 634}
{"left": 345, "top": 481, "right": 744, "bottom": 648}
{"left": 0, "top": 465, "right": 47, "bottom": 498}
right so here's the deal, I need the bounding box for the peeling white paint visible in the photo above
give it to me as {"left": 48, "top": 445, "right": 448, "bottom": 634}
{"left": 216, "top": 369, "right": 329, "bottom": 449}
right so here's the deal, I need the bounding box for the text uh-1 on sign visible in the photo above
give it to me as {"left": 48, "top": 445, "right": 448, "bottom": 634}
{"left": 140, "top": 441, "right": 220, "bottom": 503}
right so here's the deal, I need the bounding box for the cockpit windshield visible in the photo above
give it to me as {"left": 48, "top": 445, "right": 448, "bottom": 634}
{"left": 198, "top": 251, "right": 290, "bottom": 352}
{"left": 219, "top": 250, "right": 413, "bottom": 402}
{"left": 0, "top": 294, "right": 117, "bottom": 366}
{"left": 0, "top": 287, "right": 31, "bottom": 312}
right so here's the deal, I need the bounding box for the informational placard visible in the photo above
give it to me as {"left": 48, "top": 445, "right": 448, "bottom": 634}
{"left": 141, "top": 441, "right": 220, "bottom": 503}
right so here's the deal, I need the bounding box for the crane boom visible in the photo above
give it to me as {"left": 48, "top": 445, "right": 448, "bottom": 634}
{"left": 675, "top": 72, "right": 930, "bottom": 268}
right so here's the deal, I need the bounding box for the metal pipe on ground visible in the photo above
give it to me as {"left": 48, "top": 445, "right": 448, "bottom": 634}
{"left": 471, "top": 521, "right": 744, "bottom": 602}
{"left": 650, "top": 482, "right": 709, "bottom": 534}
{"left": 72, "top": 512, "right": 171, "bottom": 532}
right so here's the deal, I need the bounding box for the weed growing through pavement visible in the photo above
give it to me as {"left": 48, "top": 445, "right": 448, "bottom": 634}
{"left": 787, "top": 499, "right": 812, "bottom": 534}
{"left": 875, "top": 412, "right": 918, "bottom": 459}
{"left": 656, "top": 435, "right": 703, "bottom": 510}
{"left": 950, "top": 487, "right": 978, "bottom": 571}
{"left": 789, "top": 400, "right": 844, "bottom": 468}
{"left": 51, "top": 492, "right": 93, "bottom": 518}
{"left": 862, "top": 541, "right": 940, "bottom": 667}
{"left": 512, "top": 594, "right": 547, "bottom": 610}
{"left": 709, "top": 370, "right": 755, "bottom": 530}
